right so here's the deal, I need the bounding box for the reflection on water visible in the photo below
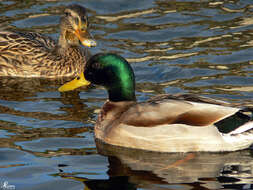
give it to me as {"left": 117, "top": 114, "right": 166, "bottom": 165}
{"left": 0, "top": 0, "right": 253, "bottom": 190}
{"left": 57, "top": 140, "right": 253, "bottom": 190}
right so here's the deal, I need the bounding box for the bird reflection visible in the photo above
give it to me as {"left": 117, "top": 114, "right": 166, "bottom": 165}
{"left": 60, "top": 175, "right": 136, "bottom": 190}
{"left": 58, "top": 140, "right": 253, "bottom": 190}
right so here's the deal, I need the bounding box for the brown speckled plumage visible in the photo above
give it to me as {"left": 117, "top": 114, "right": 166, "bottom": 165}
{"left": 0, "top": 4, "right": 96, "bottom": 78}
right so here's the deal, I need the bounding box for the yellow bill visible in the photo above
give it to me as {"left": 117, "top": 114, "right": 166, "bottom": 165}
{"left": 58, "top": 72, "right": 90, "bottom": 92}
{"left": 75, "top": 29, "right": 96, "bottom": 47}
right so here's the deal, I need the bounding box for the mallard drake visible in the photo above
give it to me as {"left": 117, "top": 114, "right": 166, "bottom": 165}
{"left": 0, "top": 4, "right": 96, "bottom": 78}
{"left": 59, "top": 53, "right": 253, "bottom": 152}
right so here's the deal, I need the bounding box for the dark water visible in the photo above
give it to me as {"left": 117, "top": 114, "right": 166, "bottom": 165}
{"left": 1, "top": 0, "right": 253, "bottom": 189}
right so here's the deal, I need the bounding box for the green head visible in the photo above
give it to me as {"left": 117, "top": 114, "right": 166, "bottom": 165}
{"left": 59, "top": 53, "right": 136, "bottom": 102}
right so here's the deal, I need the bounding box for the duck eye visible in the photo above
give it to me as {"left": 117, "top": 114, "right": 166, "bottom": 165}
{"left": 76, "top": 76, "right": 80, "bottom": 80}
{"left": 65, "top": 12, "right": 70, "bottom": 17}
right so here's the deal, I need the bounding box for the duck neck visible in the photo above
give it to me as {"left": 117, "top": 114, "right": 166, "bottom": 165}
{"left": 57, "top": 31, "right": 80, "bottom": 55}
{"left": 90, "top": 53, "right": 137, "bottom": 102}
{"left": 108, "top": 82, "right": 136, "bottom": 102}
{"left": 58, "top": 33, "right": 68, "bottom": 48}
{"left": 106, "top": 63, "right": 136, "bottom": 102}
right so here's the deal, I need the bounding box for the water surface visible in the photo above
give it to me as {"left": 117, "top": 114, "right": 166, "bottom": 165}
{"left": 1, "top": 0, "right": 253, "bottom": 189}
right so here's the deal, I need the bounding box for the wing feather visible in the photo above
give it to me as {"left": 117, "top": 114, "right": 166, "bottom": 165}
{"left": 121, "top": 96, "right": 240, "bottom": 127}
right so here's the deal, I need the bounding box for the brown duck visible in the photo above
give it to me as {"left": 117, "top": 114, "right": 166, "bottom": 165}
{"left": 0, "top": 4, "right": 96, "bottom": 78}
